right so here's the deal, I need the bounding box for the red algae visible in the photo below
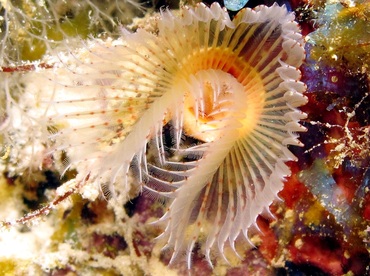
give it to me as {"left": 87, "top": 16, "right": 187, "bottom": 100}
{"left": 289, "top": 236, "right": 344, "bottom": 275}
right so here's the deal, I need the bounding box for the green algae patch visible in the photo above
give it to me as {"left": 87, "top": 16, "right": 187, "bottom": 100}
{"left": 0, "top": 258, "right": 40, "bottom": 275}
{"left": 308, "top": 1, "right": 370, "bottom": 70}
{"left": 0, "top": 259, "right": 16, "bottom": 275}
{"left": 18, "top": 8, "right": 94, "bottom": 61}
{"left": 49, "top": 194, "right": 85, "bottom": 250}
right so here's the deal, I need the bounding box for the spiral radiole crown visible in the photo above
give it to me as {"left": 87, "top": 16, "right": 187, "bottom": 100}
{"left": 23, "top": 2, "right": 307, "bottom": 268}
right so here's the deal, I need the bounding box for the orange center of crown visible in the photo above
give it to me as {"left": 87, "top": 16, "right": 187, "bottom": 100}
{"left": 175, "top": 47, "right": 266, "bottom": 142}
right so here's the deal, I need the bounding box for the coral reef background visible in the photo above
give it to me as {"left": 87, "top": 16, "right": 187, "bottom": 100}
{"left": 0, "top": 0, "right": 369, "bottom": 275}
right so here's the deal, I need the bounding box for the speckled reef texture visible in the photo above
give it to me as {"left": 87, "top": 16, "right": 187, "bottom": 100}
{"left": 0, "top": 0, "right": 369, "bottom": 275}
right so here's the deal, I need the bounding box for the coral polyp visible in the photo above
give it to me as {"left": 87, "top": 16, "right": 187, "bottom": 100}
{"left": 0, "top": 2, "right": 307, "bottom": 270}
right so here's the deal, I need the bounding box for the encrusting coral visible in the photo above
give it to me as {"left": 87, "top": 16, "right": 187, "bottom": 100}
{"left": 0, "top": 2, "right": 307, "bottom": 270}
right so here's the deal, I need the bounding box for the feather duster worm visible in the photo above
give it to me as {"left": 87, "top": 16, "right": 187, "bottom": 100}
{"left": 15, "top": 2, "right": 306, "bottom": 268}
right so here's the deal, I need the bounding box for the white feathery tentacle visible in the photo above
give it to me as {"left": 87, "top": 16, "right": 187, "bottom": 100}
{"left": 11, "top": 2, "right": 307, "bottom": 269}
